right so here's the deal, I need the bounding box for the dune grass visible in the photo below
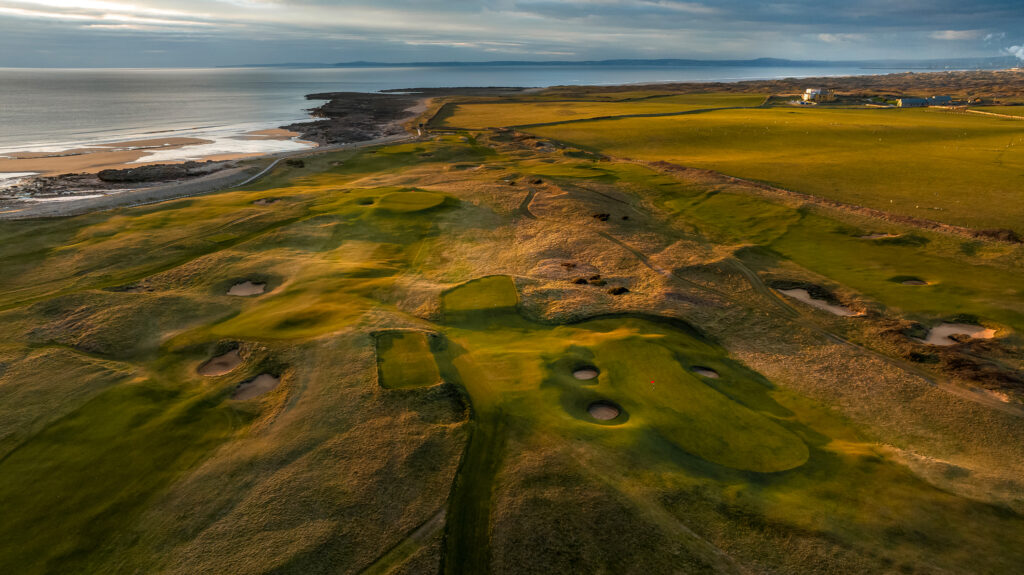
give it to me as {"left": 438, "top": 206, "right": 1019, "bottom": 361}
{"left": 528, "top": 107, "right": 1024, "bottom": 231}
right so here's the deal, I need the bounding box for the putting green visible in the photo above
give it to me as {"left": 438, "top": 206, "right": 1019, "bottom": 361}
{"left": 438, "top": 276, "right": 808, "bottom": 473}
{"left": 376, "top": 331, "right": 441, "bottom": 389}
{"left": 442, "top": 275, "right": 519, "bottom": 316}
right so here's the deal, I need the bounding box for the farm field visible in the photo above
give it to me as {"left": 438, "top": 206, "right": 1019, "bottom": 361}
{"left": 527, "top": 106, "right": 1024, "bottom": 232}
{"left": 1, "top": 87, "right": 1023, "bottom": 575}
{"left": 438, "top": 92, "right": 766, "bottom": 128}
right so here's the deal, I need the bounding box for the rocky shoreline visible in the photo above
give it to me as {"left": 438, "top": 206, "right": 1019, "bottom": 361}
{"left": 0, "top": 87, "right": 526, "bottom": 211}
{"left": 284, "top": 87, "right": 528, "bottom": 144}
{"left": 0, "top": 160, "right": 237, "bottom": 204}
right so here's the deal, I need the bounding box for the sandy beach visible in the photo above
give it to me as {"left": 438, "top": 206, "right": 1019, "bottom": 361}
{"left": 0, "top": 93, "right": 436, "bottom": 220}
{"left": 0, "top": 137, "right": 213, "bottom": 176}
{"left": 0, "top": 130, "right": 316, "bottom": 177}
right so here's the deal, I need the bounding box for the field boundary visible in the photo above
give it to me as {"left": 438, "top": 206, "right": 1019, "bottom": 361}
{"left": 965, "top": 109, "right": 1024, "bottom": 120}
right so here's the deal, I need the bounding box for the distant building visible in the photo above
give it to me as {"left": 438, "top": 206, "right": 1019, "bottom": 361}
{"left": 897, "top": 96, "right": 953, "bottom": 108}
{"left": 802, "top": 88, "right": 836, "bottom": 103}
{"left": 897, "top": 98, "right": 928, "bottom": 108}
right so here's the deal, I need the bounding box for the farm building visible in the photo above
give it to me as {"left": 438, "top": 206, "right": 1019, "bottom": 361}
{"left": 897, "top": 95, "right": 953, "bottom": 108}
{"left": 897, "top": 98, "right": 928, "bottom": 107}
{"left": 802, "top": 88, "right": 836, "bottom": 102}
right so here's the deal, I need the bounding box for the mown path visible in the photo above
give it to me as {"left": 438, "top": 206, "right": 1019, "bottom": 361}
{"left": 442, "top": 410, "right": 507, "bottom": 575}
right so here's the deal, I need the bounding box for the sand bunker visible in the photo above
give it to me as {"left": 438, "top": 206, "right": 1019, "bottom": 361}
{"left": 227, "top": 281, "right": 266, "bottom": 296}
{"left": 197, "top": 349, "right": 242, "bottom": 377}
{"left": 779, "top": 289, "right": 861, "bottom": 317}
{"left": 573, "top": 366, "right": 600, "bottom": 380}
{"left": 920, "top": 323, "right": 997, "bottom": 346}
{"left": 901, "top": 279, "right": 929, "bottom": 286}
{"left": 691, "top": 366, "right": 720, "bottom": 379}
{"left": 860, "top": 233, "right": 900, "bottom": 240}
{"left": 253, "top": 198, "right": 280, "bottom": 206}
{"left": 232, "top": 374, "right": 281, "bottom": 400}
{"left": 587, "top": 400, "right": 621, "bottom": 421}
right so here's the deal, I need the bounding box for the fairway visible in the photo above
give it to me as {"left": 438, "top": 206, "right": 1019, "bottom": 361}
{"left": 528, "top": 106, "right": 1024, "bottom": 231}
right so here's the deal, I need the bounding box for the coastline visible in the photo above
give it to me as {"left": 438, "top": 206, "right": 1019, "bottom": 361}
{"left": 4, "top": 67, "right": 1023, "bottom": 219}
{"left": 0, "top": 97, "right": 432, "bottom": 220}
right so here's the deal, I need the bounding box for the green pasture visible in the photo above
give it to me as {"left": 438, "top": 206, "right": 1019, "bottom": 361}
{"left": 528, "top": 106, "right": 1024, "bottom": 231}
{"left": 441, "top": 93, "right": 766, "bottom": 128}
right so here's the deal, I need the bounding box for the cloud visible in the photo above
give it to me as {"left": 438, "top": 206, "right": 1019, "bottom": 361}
{"left": 817, "top": 33, "right": 865, "bottom": 43}
{"left": 2, "top": 0, "right": 1024, "bottom": 66}
{"left": 1006, "top": 45, "right": 1024, "bottom": 61}
{"left": 929, "top": 29, "right": 984, "bottom": 40}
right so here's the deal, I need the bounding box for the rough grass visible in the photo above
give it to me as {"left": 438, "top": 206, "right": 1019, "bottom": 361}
{"left": 528, "top": 107, "right": 1024, "bottom": 231}
{"left": 0, "top": 125, "right": 1021, "bottom": 575}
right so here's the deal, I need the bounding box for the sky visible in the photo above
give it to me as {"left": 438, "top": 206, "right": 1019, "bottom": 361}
{"left": 1, "top": 0, "right": 1023, "bottom": 67}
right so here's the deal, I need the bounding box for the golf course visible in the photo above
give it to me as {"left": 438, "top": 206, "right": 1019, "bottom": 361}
{"left": 1, "top": 77, "right": 1023, "bottom": 574}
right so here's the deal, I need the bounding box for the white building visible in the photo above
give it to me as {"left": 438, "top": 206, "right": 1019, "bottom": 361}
{"left": 802, "top": 88, "right": 836, "bottom": 103}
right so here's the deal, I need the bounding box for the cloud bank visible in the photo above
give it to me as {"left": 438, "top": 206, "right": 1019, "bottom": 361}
{"left": 0, "top": 0, "right": 1021, "bottom": 66}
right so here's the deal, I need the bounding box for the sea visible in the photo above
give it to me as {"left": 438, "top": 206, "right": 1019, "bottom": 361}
{"left": 0, "top": 63, "right": 940, "bottom": 183}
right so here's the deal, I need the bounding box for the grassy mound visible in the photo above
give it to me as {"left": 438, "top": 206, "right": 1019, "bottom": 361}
{"left": 376, "top": 190, "right": 447, "bottom": 213}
